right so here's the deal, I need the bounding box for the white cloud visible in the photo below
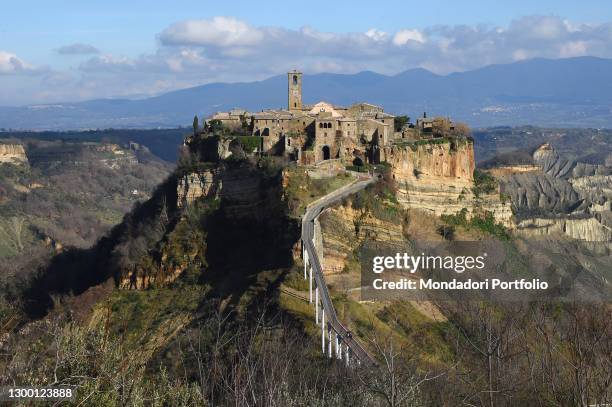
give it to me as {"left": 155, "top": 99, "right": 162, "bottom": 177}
{"left": 80, "top": 54, "right": 137, "bottom": 72}
{"left": 159, "top": 17, "right": 264, "bottom": 47}
{"left": 365, "top": 29, "right": 388, "bottom": 42}
{"left": 512, "top": 49, "right": 531, "bottom": 61}
{"left": 392, "top": 29, "right": 425, "bottom": 45}
{"left": 559, "top": 41, "right": 588, "bottom": 58}
{"left": 531, "top": 16, "right": 566, "bottom": 40}
{"left": 0, "top": 51, "right": 38, "bottom": 75}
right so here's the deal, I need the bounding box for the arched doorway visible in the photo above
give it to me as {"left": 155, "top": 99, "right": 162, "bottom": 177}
{"left": 322, "top": 145, "right": 330, "bottom": 160}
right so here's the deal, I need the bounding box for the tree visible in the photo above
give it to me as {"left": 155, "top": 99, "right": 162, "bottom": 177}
{"left": 208, "top": 119, "right": 224, "bottom": 134}
{"left": 452, "top": 122, "right": 471, "bottom": 137}
{"left": 193, "top": 115, "right": 199, "bottom": 136}
{"left": 394, "top": 115, "right": 409, "bottom": 132}
{"left": 431, "top": 117, "right": 451, "bottom": 137}
{"left": 0, "top": 216, "right": 26, "bottom": 253}
{"left": 239, "top": 114, "right": 250, "bottom": 136}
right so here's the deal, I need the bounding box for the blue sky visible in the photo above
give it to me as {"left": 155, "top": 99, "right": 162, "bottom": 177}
{"left": 1, "top": 1, "right": 612, "bottom": 105}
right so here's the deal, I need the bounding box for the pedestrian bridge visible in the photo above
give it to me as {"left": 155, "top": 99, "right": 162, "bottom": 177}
{"left": 301, "top": 176, "right": 376, "bottom": 367}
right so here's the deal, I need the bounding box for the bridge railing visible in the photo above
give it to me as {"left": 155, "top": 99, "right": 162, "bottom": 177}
{"left": 301, "top": 177, "right": 376, "bottom": 367}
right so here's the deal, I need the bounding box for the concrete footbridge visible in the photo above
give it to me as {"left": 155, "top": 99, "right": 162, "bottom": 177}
{"left": 301, "top": 174, "right": 377, "bottom": 367}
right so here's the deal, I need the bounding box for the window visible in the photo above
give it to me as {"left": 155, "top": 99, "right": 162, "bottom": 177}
{"left": 294, "top": 103, "right": 297, "bottom": 108}
{"left": 319, "top": 123, "right": 323, "bottom": 128}
{"left": 293, "top": 75, "right": 298, "bottom": 85}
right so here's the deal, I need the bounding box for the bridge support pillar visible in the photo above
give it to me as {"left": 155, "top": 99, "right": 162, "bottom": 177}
{"left": 309, "top": 266, "right": 313, "bottom": 303}
{"left": 315, "top": 287, "right": 319, "bottom": 324}
{"left": 321, "top": 310, "right": 325, "bottom": 354}
{"left": 345, "top": 347, "right": 350, "bottom": 367}
{"left": 335, "top": 335, "right": 339, "bottom": 359}
{"left": 303, "top": 249, "right": 308, "bottom": 280}
{"left": 328, "top": 328, "right": 332, "bottom": 358}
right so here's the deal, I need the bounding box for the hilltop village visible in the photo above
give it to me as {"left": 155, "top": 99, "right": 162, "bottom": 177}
{"left": 186, "top": 70, "right": 469, "bottom": 167}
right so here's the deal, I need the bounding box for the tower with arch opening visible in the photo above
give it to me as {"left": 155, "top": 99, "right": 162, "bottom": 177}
{"left": 288, "top": 70, "right": 302, "bottom": 111}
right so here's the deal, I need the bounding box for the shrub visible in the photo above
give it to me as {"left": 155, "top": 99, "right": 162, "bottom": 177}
{"left": 472, "top": 169, "right": 497, "bottom": 197}
{"left": 441, "top": 208, "right": 510, "bottom": 240}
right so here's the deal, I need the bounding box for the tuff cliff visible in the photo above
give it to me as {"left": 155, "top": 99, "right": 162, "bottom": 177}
{"left": 381, "top": 139, "right": 513, "bottom": 226}
{"left": 176, "top": 168, "right": 219, "bottom": 208}
{"left": 0, "top": 143, "right": 28, "bottom": 165}
{"left": 26, "top": 142, "right": 139, "bottom": 170}
{"left": 317, "top": 203, "right": 406, "bottom": 275}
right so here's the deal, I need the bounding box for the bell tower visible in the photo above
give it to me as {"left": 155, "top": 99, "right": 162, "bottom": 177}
{"left": 288, "top": 70, "right": 302, "bottom": 111}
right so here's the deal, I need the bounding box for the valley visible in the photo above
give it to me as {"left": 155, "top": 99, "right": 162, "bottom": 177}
{"left": 0, "top": 118, "right": 609, "bottom": 405}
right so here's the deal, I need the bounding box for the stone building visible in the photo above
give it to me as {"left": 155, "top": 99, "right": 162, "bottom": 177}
{"left": 207, "top": 70, "right": 397, "bottom": 165}
{"left": 209, "top": 108, "right": 251, "bottom": 131}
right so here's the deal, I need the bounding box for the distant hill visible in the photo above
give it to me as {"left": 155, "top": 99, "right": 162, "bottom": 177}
{"left": 0, "top": 138, "right": 172, "bottom": 278}
{"left": 2, "top": 56, "right": 612, "bottom": 130}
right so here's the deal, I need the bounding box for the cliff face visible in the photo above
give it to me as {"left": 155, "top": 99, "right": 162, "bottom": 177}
{"left": 381, "top": 140, "right": 513, "bottom": 226}
{"left": 533, "top": 143, "right": 611, "bottom": 179}
{"left": 382, "top": 140, "right": 474, "bottom": 182}
{"left": 569, "top": 175, "right": 612, "bottom": 207}
{"left": 501, "top": 143, "right": 612, "bottom": 242}
{"left": 502, "top": 172, "right": 582, "bottom": 214}
{"left": 318, "top": 204, "right": 405, "bottom": 274}
{"left": 381, "top": 141, "right": 474, "bottom": 217}
{"left": 25, "top": 142, "right": 139, "bottom": 170}
{"left": 0, "top": 144, "right": 28, "bottom": 165}
{"left": 517, "top": 216, "right": 612, "bottom": 242}
{"left": 177, "top": 169, "right": 219, "bottom": 208}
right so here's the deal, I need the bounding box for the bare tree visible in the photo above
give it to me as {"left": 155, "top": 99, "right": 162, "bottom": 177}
{"left": 0, "top": 216, "right": 26, "bottom": 253}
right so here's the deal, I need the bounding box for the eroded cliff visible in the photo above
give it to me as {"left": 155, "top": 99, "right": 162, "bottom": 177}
{"left": 0, "top": 143, "right": 28, "bottom": 165}
{"left": 381, "top": 139, "right": 513, "bottom": 226}
{"left": 500, "top": 143, "right": 612, "bottom": 242}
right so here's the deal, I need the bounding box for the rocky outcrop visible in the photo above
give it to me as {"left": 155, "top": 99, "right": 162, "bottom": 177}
{"left": 381, "top": 140, "right": 474, "bottom": 217}
{"left": 533, "top": 143, "right": 611, "bottom": 179}
{"left": 501, "top": 143, "right": 612, "bottom": 241}
{"left": 517, "top": 216, "right": 612, "bottom": 242}
{"left": 319, "top": 203, "right": 405, "bottom": 275}
{"left": 176, "top": 163, "right": 283, "bottom": 219}
{"left": 177, "top": 169, "right": 219, "bottom": 208}
{"left": 486, "top": 165, "right": 539, "bottom": 178}
{"left": 382, "top": 139, "right": 513, "bottom": 226}
{"left": 0, "top": 144, "right": 28, "bottom": 165}
{"left": 94, "top": 143, "right": 139, "bottom": 169}
{"left": 26, "top": 142, "right": 138, "bottom": 169}
{"left": 382, "top": 140, "right": 475, "bottom": 182}
{"left": 501, "top": 172, "right": 582, "bottom": 215}
{"left": 569, "top": 175, "right": 612, "bottom": 206}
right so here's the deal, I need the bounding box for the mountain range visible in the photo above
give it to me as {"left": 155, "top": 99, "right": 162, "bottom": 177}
{"left": 2, "top": 56, "right": 612, "bottom": 130}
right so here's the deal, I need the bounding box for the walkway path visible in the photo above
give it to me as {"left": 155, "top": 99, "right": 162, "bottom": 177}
{"left": 301, "top": 174, "right": 377, "bottom": 366}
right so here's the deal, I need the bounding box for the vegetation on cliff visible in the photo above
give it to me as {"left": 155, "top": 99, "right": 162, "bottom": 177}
{"left": 1, "top": 127, "right": 610, "bottom": 405}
